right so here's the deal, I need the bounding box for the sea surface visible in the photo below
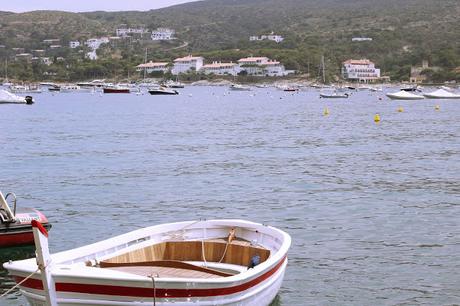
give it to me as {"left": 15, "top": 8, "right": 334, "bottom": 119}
{"left": 0, "top": 86, "right": 459, "bottom": 305}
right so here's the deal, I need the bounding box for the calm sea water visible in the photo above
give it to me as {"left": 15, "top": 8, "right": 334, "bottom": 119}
{"left": 0, "top": 86, "right": 459, "bottom": 305}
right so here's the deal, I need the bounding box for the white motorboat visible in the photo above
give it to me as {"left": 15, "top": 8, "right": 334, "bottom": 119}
{"left": 148, "top": 86, "right": 179, "bottom": 95}
{"left": 0, "top": 90, "right": 34, "bottom": 104}
{"left": 230, "top": 84, "right": 251, "bottom": 91}
{"left": 386, "top": 90, "right": 424, "bottom": 100}
{"left": 164, "top": 80, "right": 185, "bottom": 88}
{"left": 320, "top": 92, "right": 349, "bottom": 99}
{"left": 8, "top": 84, "right": 42, "bottom": 94}
{"left": 59, "top": 85, "right": 80, "bottom": 93}
{"left": 423, "top": 88, "right": 460, "bottom": 99}
{"left": 4, "top": 219, "right": 291, "bottom": 306}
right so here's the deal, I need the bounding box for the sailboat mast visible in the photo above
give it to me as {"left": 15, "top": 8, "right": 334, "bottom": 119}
{"left": 321, "top": 55, "right": 326, "bottom": 84}
{"left": 143, "top": 48, "right": 148, "bottom": 80}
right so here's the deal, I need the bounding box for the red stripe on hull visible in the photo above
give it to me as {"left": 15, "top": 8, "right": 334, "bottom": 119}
{"left": 14, "top": 256, "right": 287, "bottom": 298}
{"left": 0, "top": 232, "right": 34, "bottom": 247}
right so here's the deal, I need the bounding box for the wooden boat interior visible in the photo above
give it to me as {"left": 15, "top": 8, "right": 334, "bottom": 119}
{"left": 98, "top": 238, "right": 271, "bottom": 279}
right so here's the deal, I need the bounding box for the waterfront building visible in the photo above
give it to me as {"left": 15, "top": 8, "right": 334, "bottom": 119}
{"left": 136, "top": 61, "right": 169, "bottom": 74}
{"left": 201, "top": 62, "right": 239, "bottom": 76}
{"left": 341, "top": 59, "right": 381, "bottom": 82}
{"left": 69, "top": 41, "right": 80, "bottom": 48}
{"left": 237, "top": 57, "right": 291, "bottom": 76}
{"left": 171, "top": 55, "right": 203, "bottom": 75}
{"left": 352, "top": 37, "right": 373, "bottom": 42}
{"left": 151, "top": 28, "right": 175, "bottom": 41}
{"left": 249, "top": 32, "right": 284, "bottom": 43}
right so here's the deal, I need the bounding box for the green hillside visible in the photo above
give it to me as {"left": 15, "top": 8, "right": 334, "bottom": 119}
{"left": 0, "top": 0, "right": 459, "bottom": 82}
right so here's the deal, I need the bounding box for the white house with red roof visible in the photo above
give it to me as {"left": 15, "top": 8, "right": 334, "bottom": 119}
{"left": 237, "top": 57, "right": 291, "bottom": 76}
{"left": 201, "top": 62, "right": 239, "bottom": 76}
{"left": 171, "top": 55, "right": 204, "bottom": 75}
{"left": 342, "top": 59, "right": 381, "bottom": 82}
{"left": 136, "top": 61, "right": 169, "bottom": 74}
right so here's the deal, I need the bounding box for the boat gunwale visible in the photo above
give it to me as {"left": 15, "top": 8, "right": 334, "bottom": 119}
{"left": 4, "top": 220, "right": 291, "bottom": 285}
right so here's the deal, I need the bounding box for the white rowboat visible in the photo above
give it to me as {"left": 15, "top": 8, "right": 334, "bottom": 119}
{"left": 3, "top": 219, "right": 291, "bottom": 305}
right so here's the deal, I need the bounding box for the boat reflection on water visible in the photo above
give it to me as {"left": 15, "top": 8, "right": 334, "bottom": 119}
{"left": 0, "top": 245, "right": 35, "bottom": 296}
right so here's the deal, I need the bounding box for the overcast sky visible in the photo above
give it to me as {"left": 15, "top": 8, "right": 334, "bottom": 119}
{"left": 1, "top": 0, "right": 201, "bottom": 13}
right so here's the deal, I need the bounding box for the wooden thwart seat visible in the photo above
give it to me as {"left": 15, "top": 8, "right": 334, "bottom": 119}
{"left": 102, "top": 240, "right": 270, "bottom": 269}
{"left": 100, "top": 260, "right": 234, "bottom": 277}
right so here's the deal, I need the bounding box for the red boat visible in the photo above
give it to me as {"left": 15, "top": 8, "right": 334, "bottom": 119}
{"left": 102, "top": 85, "right": 130, "bottom": 94}
{"left": 0, "top": 191, "right": 50, "bottom": 247}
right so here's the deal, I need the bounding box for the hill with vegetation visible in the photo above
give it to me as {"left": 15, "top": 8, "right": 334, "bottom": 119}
{"left": 0, "top": 0, "right": 459, "bottom": 82}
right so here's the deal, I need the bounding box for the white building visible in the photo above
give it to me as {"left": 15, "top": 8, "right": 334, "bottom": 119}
{"left": 86, "top": 50, "right": 98, "bottom": 61}
{"left": 151, "top": 28, "right": 175, "bottom": 41}
{"left": 237, "top": 57, "right": 291, "bottom": 76}
{"left": 352, "top": 37, "right": 373, "bottom": 42}
{"left": 116, "top": 26, "right": 148, "bottom": 37}
{"left": 201, "top": 62, "right": 239, "bottom": 76}
{"left": 69, "top": 41, "right": 80, "bottom": 48}
{"left": 171, "top": 55, "right": 204, "bottom": 75}
{"left": 41, "top": 57, "right": 53, "bottom": 66}
{"left": 341, "top": 59, "right": 381, "bottom": 82}
{"left": 249, "top": 32, "right": 284, "bottom": 43}
{"left": 85, "top": 37, "right": 109, "bottom": 50}
{"left": 136, "top": 61, "right": 169, "bottom": 74}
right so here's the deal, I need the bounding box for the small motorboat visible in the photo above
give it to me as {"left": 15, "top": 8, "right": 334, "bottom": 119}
{"left": 8, "top": 84, "right": 42, "bottom": 94}
{"left": 4, "top": 219, "right": 290, "bottom": 305}
{"left": 0, "top": 90, "right": 34, "bottom": 104}
{"left": 283, "top": 87, "right": 299, "bottom": 92}
{"left": 103, "top": 85, "right": 130, "bottom": 94}
{"left": 0, "top": 191, "right": 50, "bottom": 247}
{"left": 320, "top": 92, "right": 349, "bottom": 99}
{"left": 386, "top": 91, "right": 424, "bottom": 100}
{"left": 164, "top": 80, "right": 185, "bottom": 88}
{"left": 400, "top": 85, "right": 421, "bottom": 92}
{"left": 148, "top": 86, "right": 179, "bottom": 95}
{"left": 48, "top": 85, "right": 61, "bottom": 92}
{"left": 230, "top": 84, "right": 251, "bottom": 91}
{"left": 423, "top": 89, "right": 460, "bottom": 99}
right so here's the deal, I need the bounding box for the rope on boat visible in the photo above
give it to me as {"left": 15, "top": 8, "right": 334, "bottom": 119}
{"left": 201, "top": 237, "right": 208, "bottom": 267}
{"left": 0, "top": 267, "right": 40, "bottom": 298}
{"left": 149, "top": 274, "right": 158, "bottom": 306}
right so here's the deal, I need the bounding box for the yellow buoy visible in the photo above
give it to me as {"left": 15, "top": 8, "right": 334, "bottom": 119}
{"left": 323, "top": 107, "right": 330, "bottom": 116}
{"left": 435, "top": 105, "right": 440, "bottom": 111}
{"left": 397, "top": 107, "right": 404, "bottom": 112}
{"left": 374, "top": 114, "right": 381, "bottom": 123}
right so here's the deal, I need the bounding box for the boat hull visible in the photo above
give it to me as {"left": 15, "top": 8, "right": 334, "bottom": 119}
{"left": 0, "top": 209, "right": 50, "bottom": 247}
{"left": 148, "top": 90, "right": 179, "bottom": 95}
{"left": 386, "top": 95, "right": 424, "bottom": 100}
{"left": 14, "top": 258, "right": 286, "bottom": 306}
{"left": 320, "top": 94, "right": 349, "bottom": 98}
{"left": 103, "top": 88, "right": 130, "bottom": 94}
{"left": 423, "top": 94, "right": 460, "bottom": 99}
